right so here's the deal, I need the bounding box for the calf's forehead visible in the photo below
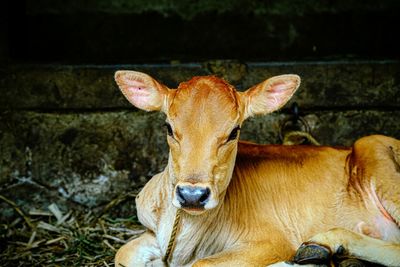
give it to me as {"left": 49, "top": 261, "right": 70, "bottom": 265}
{"left": 168, "top": 77, "right": 240, "bottom": 130}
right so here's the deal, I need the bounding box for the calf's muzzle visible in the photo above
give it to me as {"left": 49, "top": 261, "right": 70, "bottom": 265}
{"left": 176, "top": 185, "right": 211, "bottom": 209}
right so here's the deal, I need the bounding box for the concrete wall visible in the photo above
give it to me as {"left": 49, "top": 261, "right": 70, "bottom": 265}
{"left": 1, "top": 60, "right": 399, "bottom": 219}
{"left": 26, "top": 0, "right": 400, "bottom": 16}
{"left": 5, "top": 1, "right": 400, "bottom": 63}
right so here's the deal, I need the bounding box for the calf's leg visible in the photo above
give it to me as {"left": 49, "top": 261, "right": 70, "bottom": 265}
{"left": 115, "top": 231, "right": 164, "bottom": 267}
{"left": 351, "top": 135, "right": 400, "bottom": 232}
{"left": 192, "top": 240, "right": 294, "bottom": 267}
{"left": 296, "top": 228, "right": 400, "bottom": 267}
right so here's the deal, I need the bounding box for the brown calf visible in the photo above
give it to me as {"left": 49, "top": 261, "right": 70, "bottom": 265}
{"left": 114, "top": 71, "right": 400, "bottom": 266}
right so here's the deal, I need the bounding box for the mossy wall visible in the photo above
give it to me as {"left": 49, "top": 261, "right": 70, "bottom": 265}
{"left": 5, "top": 0, "right": 400, "bottom": 63}
{"left": 1, "top": 61, "right": 399, "bottom": 220}
{"left": 26, "top": 0, "right": 400, "bottom": 16}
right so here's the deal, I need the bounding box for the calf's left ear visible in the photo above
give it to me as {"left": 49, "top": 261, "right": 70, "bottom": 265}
{"left": 115, "top": 70, "right": 171, "bottom": 112}
{"left": 241, "top": 74, "right": 300, "bottom": 119}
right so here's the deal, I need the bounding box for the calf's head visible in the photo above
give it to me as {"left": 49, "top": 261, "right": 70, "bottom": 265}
{"left": 115, "top": 71, "right": 300, "bottom": 215}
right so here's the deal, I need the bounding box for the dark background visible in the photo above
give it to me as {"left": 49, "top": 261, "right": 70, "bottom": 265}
{"left": 2, "top": 0, "right": 400, "bottom": 64}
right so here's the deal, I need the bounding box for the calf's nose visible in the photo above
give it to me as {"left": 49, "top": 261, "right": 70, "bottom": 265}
{"left": 176, "top": 186, "right": 210, "bottom": 208}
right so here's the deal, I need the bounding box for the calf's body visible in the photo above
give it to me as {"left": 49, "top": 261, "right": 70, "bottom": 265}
{"left": 114, "top": 71, "right": 400, "bottom": 266}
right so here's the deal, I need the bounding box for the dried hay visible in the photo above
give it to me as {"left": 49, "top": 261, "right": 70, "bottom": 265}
{"left": 0, "top": 193, "right": 144, "bottom": 267}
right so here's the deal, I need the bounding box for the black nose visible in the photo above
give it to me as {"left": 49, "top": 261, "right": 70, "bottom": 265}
{"left": 176, "top": 186, "right": 210, "bottom": 208}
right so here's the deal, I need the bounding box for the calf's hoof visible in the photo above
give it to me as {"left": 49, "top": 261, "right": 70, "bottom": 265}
{"left": 293, "top": 242, "right": 331, "bottom": 265}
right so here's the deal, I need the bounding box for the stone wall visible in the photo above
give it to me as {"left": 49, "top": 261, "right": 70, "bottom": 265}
{"left": 0, "top": 60, "right": 399, "bottom": 220}
{"left": 26, "top": 0, "right": 400, "bottom": 15}
{"left": 5, "top": 1, "right": 400, "bottom": 63}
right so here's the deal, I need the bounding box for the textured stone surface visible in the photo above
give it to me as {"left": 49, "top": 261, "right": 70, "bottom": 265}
{"left": 26, "top": 0, "right": 400, "bottom": 17}
{"left": 0, "top": 111, "right": 168, "bottom": 206}
{"left": 243, "top": 61, "right": 400, "bottom": 109}
{"left": 1, "top": 109, "right": 399, "bottom": 211}
{"left": 6, "top": 2, "right": 400, "bottom": 63}
{"left": 0, "top": 64, "right": 207, "bottom": 109}
{"left": 1, "top": 61, "right": 399, "bottom": 109}
{"left": 0, "top": 7, "right": 7, "bottom": 63}
{"left": 1, "top": 61, "right": 399, "bottom": 219}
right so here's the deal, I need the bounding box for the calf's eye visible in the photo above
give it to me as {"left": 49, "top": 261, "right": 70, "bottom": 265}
{"left": 227, "top": 126, "right": 240, "bottom": 142}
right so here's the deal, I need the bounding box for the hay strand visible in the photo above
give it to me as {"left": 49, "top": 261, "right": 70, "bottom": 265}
{"left": 0, "top": 193, "right": 144, "bottom": 266}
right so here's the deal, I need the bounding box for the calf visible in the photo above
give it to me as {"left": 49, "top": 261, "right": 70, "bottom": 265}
{"left": 114, "top": 71, "right": 400, "bottom": 266}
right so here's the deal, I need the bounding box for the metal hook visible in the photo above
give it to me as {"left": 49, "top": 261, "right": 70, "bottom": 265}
{"left": 278, "top": 102, "right": 311, "bottom": 142}
{"left": 291, "top": 102, "right": 299, "bottom": 123}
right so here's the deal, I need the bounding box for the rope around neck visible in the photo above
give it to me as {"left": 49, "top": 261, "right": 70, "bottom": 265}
{"left": 163, "top": 208, "right": 182, "bottom": 265}
{"left": 161, "top": 131, "right": 319, "bottom": 266}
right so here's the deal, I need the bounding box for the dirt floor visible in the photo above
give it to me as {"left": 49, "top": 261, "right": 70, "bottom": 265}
{"left": 0, "top": 193, "right": 144, "bottom": 267}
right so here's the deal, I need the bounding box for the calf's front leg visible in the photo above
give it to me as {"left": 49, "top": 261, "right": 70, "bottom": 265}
{"left": 192, "top": 240, "right": 295, "bottom": 267}
{"left": 296, "top": 228, "right": 400, "bottom": 267}
{"left": 115, "top": 231, "right": 164, "bottom": 267}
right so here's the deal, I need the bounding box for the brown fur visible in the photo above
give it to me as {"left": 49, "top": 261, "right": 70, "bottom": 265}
{"left": 113, "top": 72, "right": 400, "bottom": 267}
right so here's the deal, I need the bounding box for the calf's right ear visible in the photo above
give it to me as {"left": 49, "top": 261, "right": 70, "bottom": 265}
{"left": 115, "top": 70, "right": 171, "bottom": 112}
{"left": 241, "top": 74, "right": 300, "bottom": 119}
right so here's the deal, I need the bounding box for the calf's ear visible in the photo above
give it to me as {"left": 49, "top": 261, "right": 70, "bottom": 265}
{"left": 115, "top": 70, "right": 171, "bottom": 112}
{"left": 241, "top": 74, "right": 300, "bottom": 119}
